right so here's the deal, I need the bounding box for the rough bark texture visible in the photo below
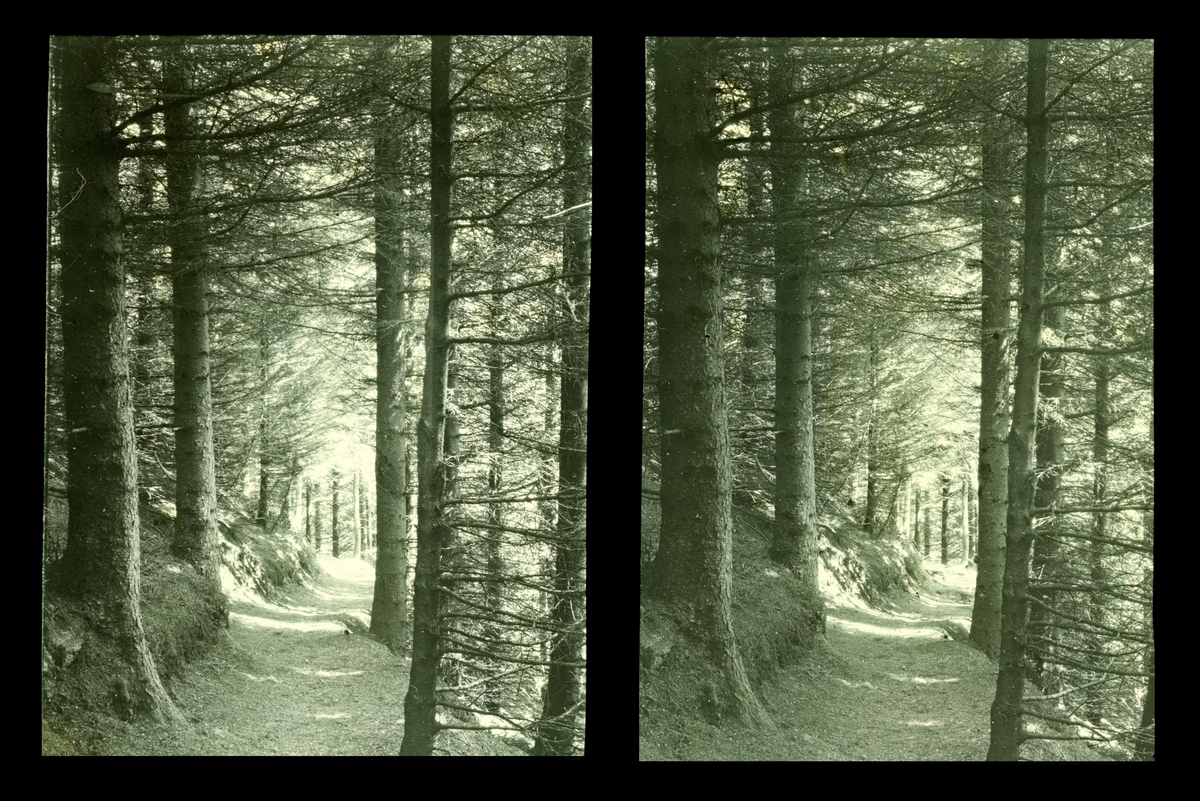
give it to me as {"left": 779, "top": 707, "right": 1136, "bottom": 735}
{"left": 970, "top": 39, "right": 1014, "bottom": 661}
{"left": 533, "top": 35, "right": 589, "bottom": 756}
{"left": 370, "top": 90, "right": 411, "bottom": 652}
{"left": 54, "top": 36, "right": 186, "bottom": 727}
{"left": 165, "top": 50, "right": 221, "bottom": 589}
{"left": 987, "top": 38, "right": 1049, "bottom": 762}
{"left": 401, "top": 34, "right": 453, "bottom": 756}
{"left": 767, "top": 50, "right": 823, "bottom": 624}
{"left": 647, "top": 37, "right": 773, "bottom": 730}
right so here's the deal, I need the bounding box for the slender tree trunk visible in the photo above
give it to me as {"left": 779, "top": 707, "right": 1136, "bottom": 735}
{"left": 401, "top": 34, "right": 454, "bottom": 756}
{"left": 767, "top": 49, "right": 823, "bottom": 630}
{"left": 988, "top": 38, "right": 1050, "bottom": 762}
{"left": 864, "top": 328, "right": 881, "bottom": 537}
{"left": 961, "top": 473, "right": 971, "bottom": 565}
{"left": 940, "top": 475, "right": 950, "bottom": 566}
{"left": 314, "top": 487, "right": 322, "bottom": 552}
{"left": 1085, "top": 308, "right": 1111, "bottom": 723}
{"left": 165, "top": 48, "right": 221, "bottom": 589}
{"left": 1028, "top": 296, "right": 1066, "bottom": 692}
{"left": 54, "top": 36, "right": 186, "bottom": 727}
{"left": 923, "top": 491, "right": 931, "bottom": 557}
{"left": 533, "top": 35, "right": 589, "bottom": 755}
{"left": 1135, "top": 392, "right": 1154, "bottom": 760}
{"left": 970, "top": 38, "right": 1015, "bottom": 661}
{"left": 353, "top": 470, "right": 361, "bottom": 558}
{"left": 304, "top": 478, "right": 311, "bottom": 545}
{"left": 478, "top": 262, "right": 508, "bottom": 715}
{"left": 370, "top": 79, "right": 411, "bottom": 650}
{"left": 913, "top": 486, "right": 922, "bottom": 548}
{"left": 331, "top": 467, "right": 341, "bottom": 557}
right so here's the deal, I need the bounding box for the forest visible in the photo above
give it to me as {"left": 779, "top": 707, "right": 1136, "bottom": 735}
{"left": 640, "top": 38, "right": 1152, "bottom": 761}
{"left": 44, "top": 36, "right": 588, "bottom": 756}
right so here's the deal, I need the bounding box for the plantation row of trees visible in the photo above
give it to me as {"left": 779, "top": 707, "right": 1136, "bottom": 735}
{"left": 642, "top": 38, "right": 1151, "bottom": 760}
{"left": 47, "top": 35, "right": 588, "bottom": 755}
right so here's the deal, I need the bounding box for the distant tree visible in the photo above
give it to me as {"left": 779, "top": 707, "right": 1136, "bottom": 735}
{"left": 940, "top": 474, "right": 950, "bottom": 565}
{"left": 331, "top": 467, "right": 341, "bottom": 557}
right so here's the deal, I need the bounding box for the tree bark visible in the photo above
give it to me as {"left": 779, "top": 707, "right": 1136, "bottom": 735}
{"left": 988, "top": 38, "right": 1049, "bottom": 762}
{"left": 165, "top": 48, "right": 221, "bottom": 589}
{"left": 401, "top": 34, "right": 454, "bottom": 756}
{"left": 533, "top": 35, "right": 589, "bottom": 756}
{"left": 646, "top": 37, "right": 773, "bottom": 730}
{"left": 970, "top": 38, "right": 1015, "bottom": 662}
{"left": 767, "top": 48, "right": 823, "bottom": 625}
{"left": 1027, "top": 296, "right": 1066, "bottom": 692}
{"left": 370, "top": 77, "right": 411, "bottom": 651}
{"left": 54, "top": 36, "right": 186, "bottom": 727}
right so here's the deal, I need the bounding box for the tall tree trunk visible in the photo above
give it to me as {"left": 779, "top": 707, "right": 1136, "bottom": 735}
{"left": 767, "top": 49, "right": 823, "bottom": 629}
{"left": 864, "top": 328, "right": 881, "bottom": 537}
{"left": 1135, "top": 391, "right": 1154, "bottom": 760}
{"left": 370, "top": 78, "right": 411, "bottom": 651}
{"left": 482, "top": 266, "right": 507, "bottom": 715}
{"left": 401, "top": 34, "right": 454, "bottom": 756}
{"left": 533, "top": 35, "right": 590, "bottom": 756}
{"left": 646, "top": 37, "right": 773, "bottom": 730}
{"left": 54, "top": 36, "right": 186, "bottom": 727}
{"left": 255, "top": 321, "right": 271, "bottom": 528}
{"left": 1027, "top": 296, "right": 1066, "bottom": 692}
{"left": 970, "top": 39, "right": 1015, "bottom": 661}
{"left": 165, "top": 48, "right": 221, "bottom": 589}
{"left": 923, "top": 489, "right": 931, "bottom": 557}
{"left": 314, "top": 486, "right": 322, "bottom": 552}
{"left": 1084, "top": 305, "right": 1111, "bottom": 723}
{"left": 988, "top": 38, "right": 1050, "bottom": 762}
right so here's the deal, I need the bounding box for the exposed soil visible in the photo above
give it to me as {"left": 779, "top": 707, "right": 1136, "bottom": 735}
{"left": 61, "top": 555, "right": 524, "bottom": 756}
{"left": 642, "top": 560, "right": 1000, "bottom": 760}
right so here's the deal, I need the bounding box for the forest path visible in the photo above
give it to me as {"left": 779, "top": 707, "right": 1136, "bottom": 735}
{"left": 86, "top": 554, "right": 410, "bottom": 755}
{"left": 662, "top": 560, "right": 1000, "bottom": 760}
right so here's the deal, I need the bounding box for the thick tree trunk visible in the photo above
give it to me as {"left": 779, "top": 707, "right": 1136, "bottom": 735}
{"left": 988, "top": 38, "right": 1049, "bottom": 762}
{"left": 165, "top": 50, "right": 221, "bottom": 589}
{"left": 970, "top": 39, "right": 1015, "bottom": 662}
{"left": 401, "top": 34, "right": 453, "bottom": 756}
{"left": 54, "top": 36, "right": 186, "bottom": 727}
{"left": 533, "top": 35, "right": 590, "bottom": 756}
{"left": 646, "top": 37, "right": 773, "bottom": 730}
